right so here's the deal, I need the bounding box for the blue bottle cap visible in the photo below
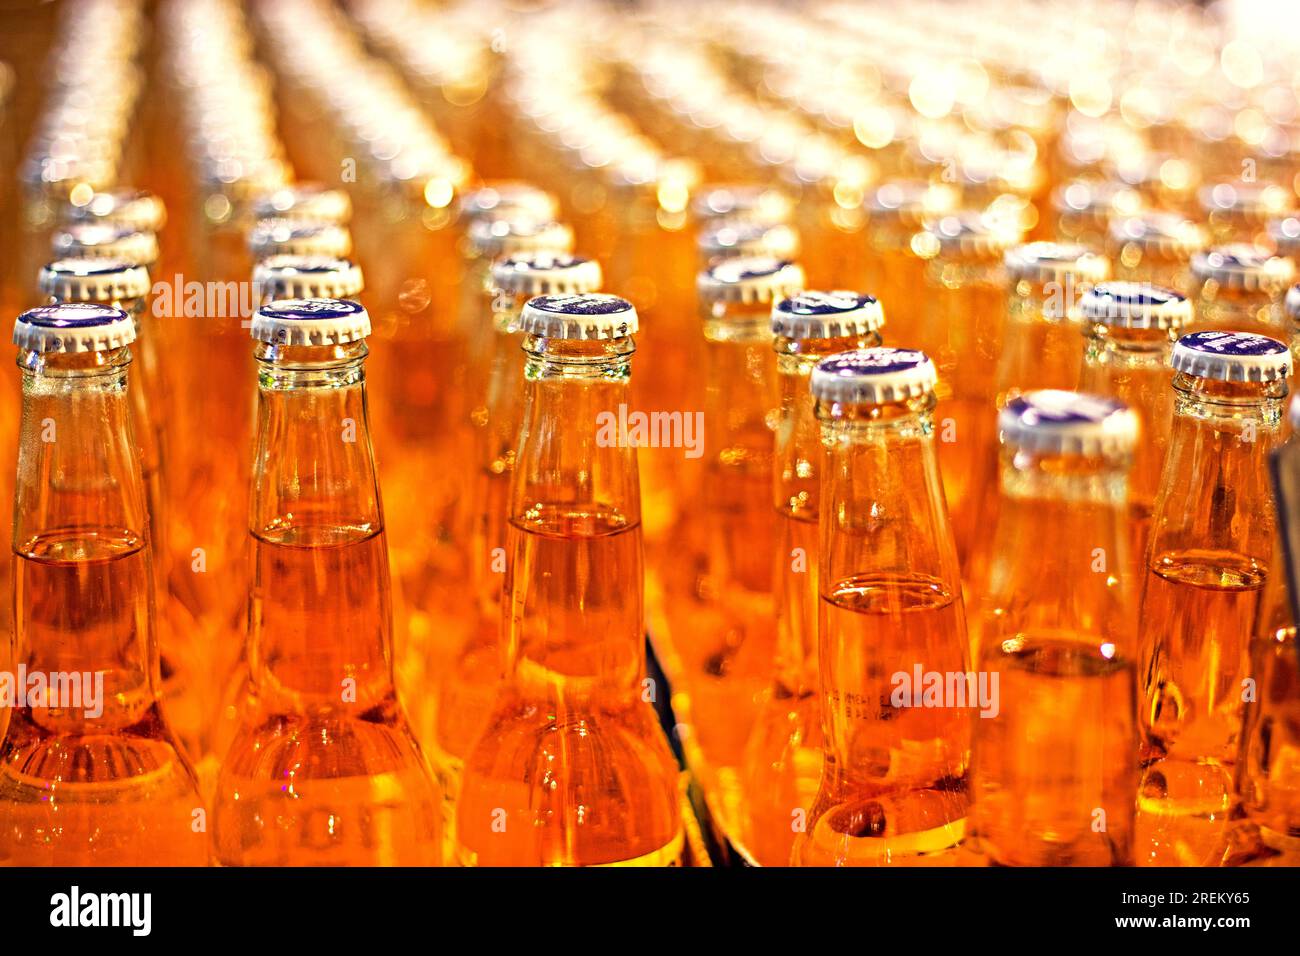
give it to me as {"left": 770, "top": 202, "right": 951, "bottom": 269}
{"left": 253, "top": 256, "right": 365, "bottom": 301}
{"left": 518, "top": 293, "right": 638, "bottom": 339}
{"left": 1078, "top": 282, "right": 1191, "bottom": 330}
{"left": 698, "top": 256, "right": 805, "bottom": 304}
{"left": 810, "top": 348, "right": 936, "bottom": 404}
{"left": 771, "top": 291, "right": 884, "bottom": 339}
{"left": 250, "top": 298, "right": 371, "bottom": 345}
{"left": 999, "top": 390, "right": 1139, "bottom": 456}
{"left": 1171, "top": 330, "right": 1291, "bottom": 382}
{"left": 491, "top": 254, "right": 602, "bottom": 296}
{"left": 14, "top": 302, "right": 136, "bottom": 353}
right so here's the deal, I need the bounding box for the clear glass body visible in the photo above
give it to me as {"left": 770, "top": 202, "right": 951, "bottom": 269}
{"left": 662, "top": 296, "right": 779, "bottom": 790}
{"left": 454, "top": 334, "right": 683, "bottom": 866}
{"left": 741, "top": 328, "right": 882, "bottom": 866}
{"left": 1228, "top": 539, "right": 1300, "bottom": 865}
{"left": 1191, "top": 282, "right": 1286, "bottom": 338}
{"left": 970, "top": 444, "right": 1138, "bottom": 866}
{"left": 792, "top": 392, "right": 971, "bottom": 866}
{"left": 0, "top": 346, "right": 207, "bottom": 865}
{"left": 916, "top": 254, "right": 1008, "bottom": 573}
{"left": 1079, "top": 323, "right": 1179, "bottom": 581}
{"left": 1136, "top": 373, "right": 1286, "bottom": 866}
{"left": 212, "top": 340, "right": 442, "bottom": 866}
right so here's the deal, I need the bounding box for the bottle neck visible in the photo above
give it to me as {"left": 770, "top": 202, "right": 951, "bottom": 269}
{"left": 248, "top": 340, "right": 395, "bottom": 711}
{"left": 774, "top": 332, "right": 881, "bottom": 516}
{"left": 815, "top": 393, "right": 962, "bottom": 598}
{"left": 982, "top": 448, "right": 1135, "bottom": 657}
{"left": 1148, "top": 374, "right": 1286, "bottom": 568}
{"left": 505, "top": 335, "right": 643, "bottom": 692}
{"left": 12, "top": 346, "right": 156, "bottom": 730}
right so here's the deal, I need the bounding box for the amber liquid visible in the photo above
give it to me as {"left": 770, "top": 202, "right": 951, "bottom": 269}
{"left": 1136, "top": 548, "right": 1264, "bottom": 865}
{"left": 686, "top": 446, "right": 778, "bottom": 774}
{"left": 742, "top": 512, "right": 823, "bottom": 866}
{"left": 972, "top": 633, "right": 1137, "bottom": 866}
{"left": 455, "top": 508, "right": 682, "bottom": 866}
{"left": 213, "top": 527, "right": 441, "bottom": 866}
{"left": 793, "top": 573, "right": 969, "bottom": 866}
{"left": 0, "top": 530, "right": 207, "bottom": 866}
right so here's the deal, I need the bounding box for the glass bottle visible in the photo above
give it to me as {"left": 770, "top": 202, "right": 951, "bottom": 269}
{"left": 665, "top": 257, "right": 803, "bottom": 813}
{"left": 970, "top": 390, "right": 1141, "bottom": 866}
{"left": 213, "top": 298, "right": 441, "bottom": 865}
{"left": 792, "top": 348, "right": 971, "bottom": 866}
{"left": 1137, "top": 330, "right": 1291, "bottom": 866}
{"left": 1108, "top": 211, "right": 1205, "bottom": 295}
{"left": 1189, "top": 245, "right": 1294, "bottom": 337}
{"left": 1078, "top": 282, "right": 1192, "bottom": 577}
{"left": 742, "top": 292, "right": 885, "bottom": 866}
{"left": 454, "top": 293, "right": 683, "bottom": 866}
{"left": 0, "top": 303, "right": 207, "bottom": 865}
{"left": 432, "top": 253, "right": 603, "bottom": 857}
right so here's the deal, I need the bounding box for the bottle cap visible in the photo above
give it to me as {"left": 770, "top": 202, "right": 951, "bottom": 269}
{"left": 1197, "top": 181, "right": 1291, "bottom": 219}
{"left": 999, "top": 390, "right": 1139, "bottom": 456}
{"left": 39, "top": 258, "right": 151, "bottom": 303}
{"left": 690, "top": 184, "right": 793, "bottom": 224}
{"left": 14, "top": 302, "right": 136, "bottom": 353}
{"left": 864, "top": 180, "right": 956, "bottom": 227}
{"left": 1005, "top": 241, "right": 1109, "bottom": 286}
{"left": 1109, "top": 212, "right": 1206, "bottom": 258}
{"left": 1270, "top": 215, "right": 1300, "bottom": 256}
{"left": 466, "top": 217, "right": 574, "bottom": 259}
{"left": 920, "top": 211, "right": 1024, "bottom": 259}
{"left": 698, "top": 257, "right": 806, "bottom": 305}
{"left": 1171, "top": 330, "right": 1291, "bottom": 382}
{"left": 65, "top": 188, "right": 167, "bottom": 233}
{"left": 517, "top": 293, "right": 638, "bottom": 340}
{"left": 52, "top": 223, "right": 159, "bottom": 266}
{"left": 1078, "top": 282, "right": 1192, "bottom": 330}
{"left": 699, "top": 219, "right": 800, "bottom": 260}
{"left": 491, "top": 254, "right": 602, "bottom": 296}
{"left": 1051, "top": 179, "right": 1142, "bottom": 218}
{"left": 458, "top": 181, "right": 559, "bottom": 224}
{"left": 771, "top": 291, "right": 884, "bottom": 339}
{"left": 1286, "top": 283, "right": 1300, "bottom": 324}
{"left": 250, "top": 298, "right": 371, "bottom": 346}
{"left": 811, "top": 348, "right": 937, "bottom": 404}
{"left": 248, "top": 218, "right": 352, "bottom": 261}
{"left": 1190, "top": 244, "right": 1294, "bottom": 292}
{"left": 253, "top": 256, "right": 365, "bottom": 300}
{"left": 252, "top": 183, "right": 352, "bottom": 225}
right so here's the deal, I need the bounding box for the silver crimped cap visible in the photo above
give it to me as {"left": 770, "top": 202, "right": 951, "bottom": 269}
{"left": 921, "top": 211, "right": 1024, "bottom": 259}
{"left": 999, "top": 390, "right": 1139, "bottom": 456}
{"left": 65, "top": 188, "right": 167, "bottom": 233}
{"left": 690, "top": 183, "right": 793, "bottom": 224}
{"left": 457, "top": 181, "right": 559, "bottom": 224}
{"left": 1190, "top": 244, "right": 1294, "bottom": 292}
{"left": 811, "top": 348, "right": 937, "bottom": 404}
{"left": 772, "top": 291, "right": 884, "bottom": 339}
{"left": 466, "top": 217, "right": 574, "bottom": 258}
{"left": 253, "top": 256, "right": 365, "bottom": 301}
{"left": 248, "top": 218, "right": 353, "bottom": 261}
{"left": 250, "top": 298, "right": 371, "bottom": 345}
{"left": 517, "top": 293, "right": 638, "bottom": 340}
{"left": 699, "top": 219, "right": 800, "bottom": 260}
{"left": 698, "top": 257, "right": 806, "bottom": 305}
{"left": 1171, "top": 330, "right": 1291, "bottom": 382}
{"left": 491, "top": 254, "right": 602, "bottom": 296}
{"left": 252, "top": 183, "right": 353, "bottom": 225}
{"left": 1109, "top": 212, "right": 1206, "bottom": 257}
{"left": 1005, "top": 241, "right": 1109, "bottom": 285}
{"left": 14, "top": 302, "right": 137, "bottom": 353}
{"left": 1078, "top": 282, "right": 1192, "bottom": 330}
{"left": 40, "top": 258, "right": 151, "bottom": 303}
{"left": 52, "top": 223, "right": 159, "bottom": 266}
